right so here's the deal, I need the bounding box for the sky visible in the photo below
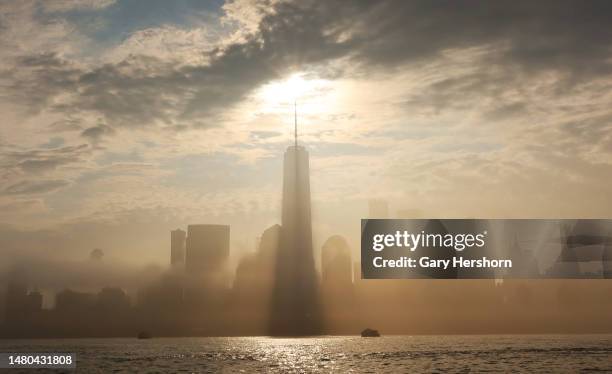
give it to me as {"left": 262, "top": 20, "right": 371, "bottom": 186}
{"left": 2, "top": 0, "right": 612, "bottom": 273}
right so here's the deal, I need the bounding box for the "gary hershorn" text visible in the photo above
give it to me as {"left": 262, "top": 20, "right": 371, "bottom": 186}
{"left": 373, "top": 256, "right": 512, "bottom": 269}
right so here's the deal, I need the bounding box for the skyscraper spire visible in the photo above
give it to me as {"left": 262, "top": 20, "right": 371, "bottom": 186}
{"left": 270, "top": 100, "right": 322, "bottom": 336}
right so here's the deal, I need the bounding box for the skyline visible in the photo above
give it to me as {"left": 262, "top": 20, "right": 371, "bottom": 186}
{"left": 3, "top": 0, "right": 612, "bottom": 281}
{"left": 4, "top": 213, "right": 612, "bottom": 337}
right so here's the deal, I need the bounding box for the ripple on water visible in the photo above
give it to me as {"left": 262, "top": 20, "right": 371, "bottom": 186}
{"left": 0, "top": 335, "right": 611, "bottom": 373}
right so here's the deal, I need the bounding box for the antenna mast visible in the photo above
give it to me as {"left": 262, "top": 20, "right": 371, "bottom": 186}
{"left": 294, "top": 100, "right": 298, "bottom": 148}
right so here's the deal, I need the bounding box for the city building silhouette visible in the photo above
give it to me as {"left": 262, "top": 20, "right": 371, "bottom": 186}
{"left": 185, "top": 224, "right": 229, "bottom": 275}
{"left": 2, "top": 268, "right": 44, "bottom": 323}
{"left": 26, "top": 290, "right": 43, "bottom": 312}
{"left": 171, "top": 229, "right": 186, "bottom": 267}
{"left": 231, "top": 224, "right": 281, "bottom": 334}
{"left": 55, "top": 289, "right": 96, "bottom": 314}
{"left": 4, "top": 278, "right": 28, "bottom": 322}
{"left": 321, "top": 235, "right": 353, "bottom": 291}
{"left": 269, "top": 111, "right": 323, "bottom": 335}
{"left": 97, "top": 287, "right": 130, "bottom": 312}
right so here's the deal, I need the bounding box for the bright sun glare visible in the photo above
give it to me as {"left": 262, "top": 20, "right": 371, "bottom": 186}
{"left": 256, "top": 72, "right": 331, "bottom": 114}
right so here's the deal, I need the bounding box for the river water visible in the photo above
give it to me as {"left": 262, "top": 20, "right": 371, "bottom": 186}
{"left": 1, "top": 335, "right": 611, "bottom": 372}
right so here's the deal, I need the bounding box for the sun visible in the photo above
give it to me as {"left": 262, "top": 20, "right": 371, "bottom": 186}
{"left": 256, "top": 72, "right": 330, "bottom": 113}
{"left": 280, "top": 73, "right": 311, "bottom": 99}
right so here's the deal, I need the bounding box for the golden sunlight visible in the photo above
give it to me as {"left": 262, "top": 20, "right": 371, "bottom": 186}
{"left": 255, "top": 72, "right": 333, "bottom": 114}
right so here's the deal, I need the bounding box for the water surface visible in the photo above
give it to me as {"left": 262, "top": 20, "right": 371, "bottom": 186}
{"left": 1, "top": 335, "right": 611, "bottom": 372}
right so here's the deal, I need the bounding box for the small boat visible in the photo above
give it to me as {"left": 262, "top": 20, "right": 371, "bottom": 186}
{"left": 137, "top": 331, "right": 152, "bottom": 339}
{"left": 360, "top": 328, "right": 380, "bottom": 337}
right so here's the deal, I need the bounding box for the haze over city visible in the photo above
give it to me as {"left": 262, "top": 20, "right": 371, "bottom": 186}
{"left": 1, "top": 0, "right": 612, "bottom": 334}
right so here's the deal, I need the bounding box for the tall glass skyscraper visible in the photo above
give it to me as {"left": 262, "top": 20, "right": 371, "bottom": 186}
{"left": 269, "top": 144, "right": 322, "bottom": 335}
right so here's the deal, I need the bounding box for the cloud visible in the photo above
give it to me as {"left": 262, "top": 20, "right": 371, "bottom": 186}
{"left": 104, "top": 25, "right": 215, "bottom": 64}
{"left": 3, "top": 179, "right": 71, "bottom": 195}
{"left": 81, "top": 124, "right": 116, "bottom": 143}
{"left": 3, "top": 0, "right": 611, "bottom": 135}
{"left": 0, "top": 1, "right": 89, "bottom": 60}
{"left": 41, "top": 0, "right": 116, "bottom": 13}
{"left": 5, "top": 53, "right": 84, "bottom": 115}
{"left": 2, "top": 144, "right": 90, "bottom": 174}
{"left": 1, "top": 0, "right": 356, "bottom": 129}
{"left": 221, "top": 0, "right": 276, "bottom": 43}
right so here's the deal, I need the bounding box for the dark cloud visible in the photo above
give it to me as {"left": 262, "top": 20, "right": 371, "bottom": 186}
{"left": 398, "top": 69, "right": 520, "bottom": 117}
{"left": 482, "top": 102, "right": 528, "bottom": 122}
{"left": 39, "top": 137, "right": 66, "bottom": 149}
{"left": 81, "top": 124, "right": 116, "bottom": 143}
{"left": 3, "top": 179, "right": 70, "bottom": 195}
{"left": 313, "top": 1, "right": 612, "bottom": 76}
{"left": 3, "top": 1, "right": 612, "bottom": 131}
{"left": 6, "top": 53, "right": 83, "bottom": 115}
{"left": 48, "top": 117, "right": 84, "bottom": 132}
{"left": 2, "top": 144, "right": 90, "bottom": 174}
{"left": 558, "top": 113, "right": 612, "bottom": 145}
